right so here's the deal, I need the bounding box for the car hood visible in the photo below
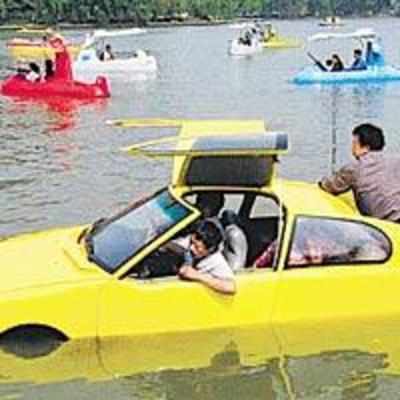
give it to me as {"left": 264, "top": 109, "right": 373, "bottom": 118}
{"left": 0, "top": 226, "right": 106, "bottom": 293}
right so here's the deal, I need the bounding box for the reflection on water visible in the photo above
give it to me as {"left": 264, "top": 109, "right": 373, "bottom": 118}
{"left": 1, "top": 322, "right": 400, "bottom": 399}
{"left": 351, "top": 84, "right": 386, "bottom": 119}
{"left": 308, "top": 83, "right": 387, "bottom": 175}
{"left": 5, "top": 97, "right": 109, "bottom": 133}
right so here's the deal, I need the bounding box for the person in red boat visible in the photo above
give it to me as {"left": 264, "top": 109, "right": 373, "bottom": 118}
{"left": 49, "top": 36, "right": 73, "bottom": 81}
{"left": 1, "top": 34, "right": 110, "bottom": 99}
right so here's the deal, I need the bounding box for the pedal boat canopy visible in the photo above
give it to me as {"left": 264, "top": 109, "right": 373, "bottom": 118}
{"left": 307, "top": 28, "right": 377, "bottom": 42}
{"left": 121, "top": 120, "right": 288, "bottom": 188}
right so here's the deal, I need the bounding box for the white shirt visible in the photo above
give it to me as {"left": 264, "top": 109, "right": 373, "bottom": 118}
{"left": 26, "top": 71, "right": 40, "bottom": 82}
{"left": 196, "top": 251, "right": 234, "bottom": 280}
{"left": 103, "top": 50, "right": 113, "bottom": 61}
{"left": 174, "top": 236, "right": 234, "bottom": 280}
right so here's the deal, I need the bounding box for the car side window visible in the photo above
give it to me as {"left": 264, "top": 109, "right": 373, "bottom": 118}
{"left": 249, "top": 195, "right": 280, "bottom": 219}
{"left": 184, "top": 193, "right": 244, "bottom": 214}
{"left": 286, "top": 217, "right": 391, "bottom": 269}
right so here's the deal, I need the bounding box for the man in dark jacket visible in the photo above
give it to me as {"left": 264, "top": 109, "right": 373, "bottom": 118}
{"left": 350, "top": 49, "right": 367, "bottom": 70}
{"left": 319, "top": 123, "right": 400, "bottom": 222}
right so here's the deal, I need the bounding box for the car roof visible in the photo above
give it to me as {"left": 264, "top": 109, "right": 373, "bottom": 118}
{"left": 271, "top": 179, "right": 358, "bottom": 217}
{"left": 176, "top": 179, "right": 358, "bottom": 218}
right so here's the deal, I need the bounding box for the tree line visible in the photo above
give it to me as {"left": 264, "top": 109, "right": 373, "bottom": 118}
{"left": 0, "top": 0, "right": 398, "bottom": 26}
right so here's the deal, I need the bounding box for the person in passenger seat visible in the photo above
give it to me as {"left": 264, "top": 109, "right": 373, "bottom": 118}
{"left": 221, "top": 210, "right": 248, "bottom": 271}
{"left": 195, "top": 192, "right": 225, "bottom": 219}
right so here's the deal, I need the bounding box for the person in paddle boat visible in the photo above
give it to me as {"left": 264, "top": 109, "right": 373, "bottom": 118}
{"left": 264, "top": 23, "right": 276, "bottom": 42}
{"left": 325, "top": 54, "right": 344, "bottom": 72}
{"left": 253, "top": 22, "right": 265, "bottom": 39}
{"left": 25, "top": 62, "right": 41, "bottom": 82}
{"left": 350, "top": 49, "right": 367, "bottom": 71}
{"left": 49, "top": 36, "right": 73, "bottom": 81}
{"left": 239, "top": 30, "right": 253, "bottom": 46}
{"left": 366, "top": 40, "right": 385, "bottom": 67}
{"left": 100, "top": 44, "right": 115, "bottom": 61}
{"left": 44, "top": 59, "right": 54, "bottom": 80}
{"left": 330, "top": 54, "right": 344, "bottom": 71}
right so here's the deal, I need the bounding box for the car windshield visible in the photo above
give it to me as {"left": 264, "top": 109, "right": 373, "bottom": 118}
{"left": 87, "top": 189, "right": 191, "bottom": 273}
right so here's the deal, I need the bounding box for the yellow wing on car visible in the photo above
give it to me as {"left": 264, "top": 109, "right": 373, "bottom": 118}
{"left": 110, "top": 118, "right": 288, "bottom": 188}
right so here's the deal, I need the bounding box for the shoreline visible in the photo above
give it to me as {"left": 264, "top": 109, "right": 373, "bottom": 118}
{"left": 0, "top": 14, "right": 396, "bottom": 32}
{"left": 0, "top": 19, "right": 230, "bottom": 32}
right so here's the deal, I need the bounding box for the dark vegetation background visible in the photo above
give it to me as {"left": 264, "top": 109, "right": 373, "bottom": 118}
{"left": 0, "top": 0, "right": 399, "bottom": 27}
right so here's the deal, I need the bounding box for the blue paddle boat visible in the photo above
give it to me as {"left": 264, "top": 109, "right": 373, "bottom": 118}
{"left": 294, "top": 29, "right": 400, "bottom": 85}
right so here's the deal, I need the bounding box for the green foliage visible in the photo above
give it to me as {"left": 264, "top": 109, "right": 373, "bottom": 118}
{"left": 0, "top": 0, "right": 397, "bottom": 24}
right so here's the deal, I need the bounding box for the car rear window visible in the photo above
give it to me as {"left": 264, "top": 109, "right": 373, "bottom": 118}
{"left": 286, "top": 217, "right": 391, "bottom": 269}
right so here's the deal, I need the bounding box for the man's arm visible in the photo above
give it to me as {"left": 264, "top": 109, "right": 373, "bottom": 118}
{"left": 179, "top": 266, "right": 236, "bottom": 295}
{"left": 319, "top": 163, "right": 356, "bottom": 195}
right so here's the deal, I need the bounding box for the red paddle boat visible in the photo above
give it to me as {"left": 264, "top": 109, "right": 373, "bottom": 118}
{"left": 1, "top": 36, "right": 110, "bottom": 99}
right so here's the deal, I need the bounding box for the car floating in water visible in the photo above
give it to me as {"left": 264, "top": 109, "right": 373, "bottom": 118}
{"left": 0, "top": 119, "right": 399, "bottom": 347}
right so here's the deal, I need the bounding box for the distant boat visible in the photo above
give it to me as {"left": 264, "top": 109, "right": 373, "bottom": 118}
{"left": 319, "top": 16, "right": 345, "bottom": 27}
{"left": 73, "top": 29, "right": 157, "bottom": 81}
{"left": 228, "top": 22, "right": 255, "bottom": 30}
{"left": 6, "top": 28, "right": 80, "bottom": 60}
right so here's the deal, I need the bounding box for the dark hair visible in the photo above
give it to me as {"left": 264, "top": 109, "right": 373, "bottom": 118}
{"left": 29, "top": 62, "right": 40, "bottom": 74}
{"left": 220, "top": 209, "right": 240, "bottom": 228}
{"left": 196, "top": 192, "right": 225, "bottom": 218}
{"left": 193, "top": 219, "right": 224, "bottom": 253}
{"left": 354, "top": 49, "right": 362, "bottom": 56}
{"left": 45, "top": 59, "right": 54, "bottom": 78}
{"left": 352, "top": 123, "right": 385, "bottom": 151}
{"left": 326, "top": 59, "right": 333, "bottom": 67}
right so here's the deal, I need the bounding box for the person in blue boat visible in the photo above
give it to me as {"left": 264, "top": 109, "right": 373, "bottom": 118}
{"left": 366, "top": 40, "right": 385, "bottom": 68}
{"left": 350, "top": 49, "right": 367, "bottom": 71}
{"left": 330, "top": 54, "right": 344, "bottom": 72}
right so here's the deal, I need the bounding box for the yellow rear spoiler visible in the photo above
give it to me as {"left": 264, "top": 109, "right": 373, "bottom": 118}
{"left": 107, "top": 118, "right": 267, "bottom": 137}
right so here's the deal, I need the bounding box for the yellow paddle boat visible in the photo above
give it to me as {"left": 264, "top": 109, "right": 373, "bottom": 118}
{"left": 6, "top": 27, "right": 81, "bottom": 60}
{"left": 0, "top": 119, "right": 399, "bottom": 348}
{"left": 259, "top": 23, "right": 302, "bottom": 49}
{"left": 262, "top": 34, "right": 302, "bottom": 49}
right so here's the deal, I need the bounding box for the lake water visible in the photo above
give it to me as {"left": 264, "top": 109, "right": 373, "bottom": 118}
{"left": 1, "top": 17, "right": 400, "bottom": 399}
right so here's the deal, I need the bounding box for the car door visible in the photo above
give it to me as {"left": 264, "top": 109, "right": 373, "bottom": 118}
{"left": 273, "top": 216, "right": 399, "bottom": 349}
{"left": 98, "top": 268, "right": 280, "bottom": 337}
{"left": 95, "top": 190, "right": 281, "bottom": 340}
{"left": 97, "top": 128, "right": 286, "bottom": 348}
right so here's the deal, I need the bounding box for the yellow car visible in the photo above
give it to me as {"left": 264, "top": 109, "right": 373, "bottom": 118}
{"left": 1, "top": 119, "right": 399, "bottom": 351}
